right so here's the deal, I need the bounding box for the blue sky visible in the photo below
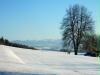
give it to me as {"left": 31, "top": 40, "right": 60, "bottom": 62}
{"left": 0, "top": 0, "right": 99, "bottom": 40}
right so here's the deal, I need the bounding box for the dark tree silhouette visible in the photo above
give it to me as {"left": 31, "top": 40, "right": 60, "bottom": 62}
{"left": 61, "top": 4, "right": 94, "bottom": 55}
{"left": 0, "top": 37, "right": 5, "bottom": 44}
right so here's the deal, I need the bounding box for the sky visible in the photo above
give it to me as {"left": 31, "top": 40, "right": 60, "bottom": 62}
{"left": 0, "top": 0, "right": 99, "bottom": 40}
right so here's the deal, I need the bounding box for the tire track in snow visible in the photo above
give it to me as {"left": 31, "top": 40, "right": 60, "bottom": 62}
{"left": 3, "top": 46, "right": 25, "bottom": 64}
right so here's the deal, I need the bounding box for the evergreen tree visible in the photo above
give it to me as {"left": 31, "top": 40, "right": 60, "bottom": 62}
{"left": 0, "top": 37, "right": 5, "bottom": 44}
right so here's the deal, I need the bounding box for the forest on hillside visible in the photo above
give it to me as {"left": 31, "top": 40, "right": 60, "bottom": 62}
{"left": 0, "top": 37, "right": 37, "bottom": 50}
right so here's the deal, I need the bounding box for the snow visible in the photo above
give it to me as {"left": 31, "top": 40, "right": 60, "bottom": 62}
{"left": 0, "top": 45, "right": 99, "bottom": 75}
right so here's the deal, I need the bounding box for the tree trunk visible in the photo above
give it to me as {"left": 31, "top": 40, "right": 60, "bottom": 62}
{"left": 74, "top": 49, "right": 78, "bottom": 55}
{"left": 74, "top": 47, "right": 78, "bottom": 55}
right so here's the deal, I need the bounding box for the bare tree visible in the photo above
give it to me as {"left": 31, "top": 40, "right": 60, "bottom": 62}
{"left": 61, "top": 4, "right": 94, "bottom": 55}
{"left": 83, "top": 34, "right": 99, "bottom": 57}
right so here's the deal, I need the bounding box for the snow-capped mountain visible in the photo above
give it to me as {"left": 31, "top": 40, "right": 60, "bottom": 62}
{"left": 13, "top": 39, "right": 63, "bottom": 51}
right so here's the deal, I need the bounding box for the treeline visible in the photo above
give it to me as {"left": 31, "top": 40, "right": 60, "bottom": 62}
{"left": 0, "top": 37, "right": 37, "bottom": 50}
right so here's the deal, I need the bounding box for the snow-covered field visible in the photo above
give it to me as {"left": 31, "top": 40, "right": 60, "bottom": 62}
{"left": 0, "top": 45, "right": 99, "bottom": 75}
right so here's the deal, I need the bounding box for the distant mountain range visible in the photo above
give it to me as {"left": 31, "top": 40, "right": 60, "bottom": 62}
{"left": 12, "top": 39, "right": 63, "bottom": 51}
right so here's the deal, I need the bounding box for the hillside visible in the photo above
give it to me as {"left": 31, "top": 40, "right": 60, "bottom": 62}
{"left": 0, "top": 45, "right": 99, "bottom": 75}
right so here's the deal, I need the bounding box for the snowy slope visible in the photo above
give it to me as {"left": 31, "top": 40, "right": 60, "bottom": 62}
{"left": 0, "top": 45, "right": 99, "bottom": 75}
